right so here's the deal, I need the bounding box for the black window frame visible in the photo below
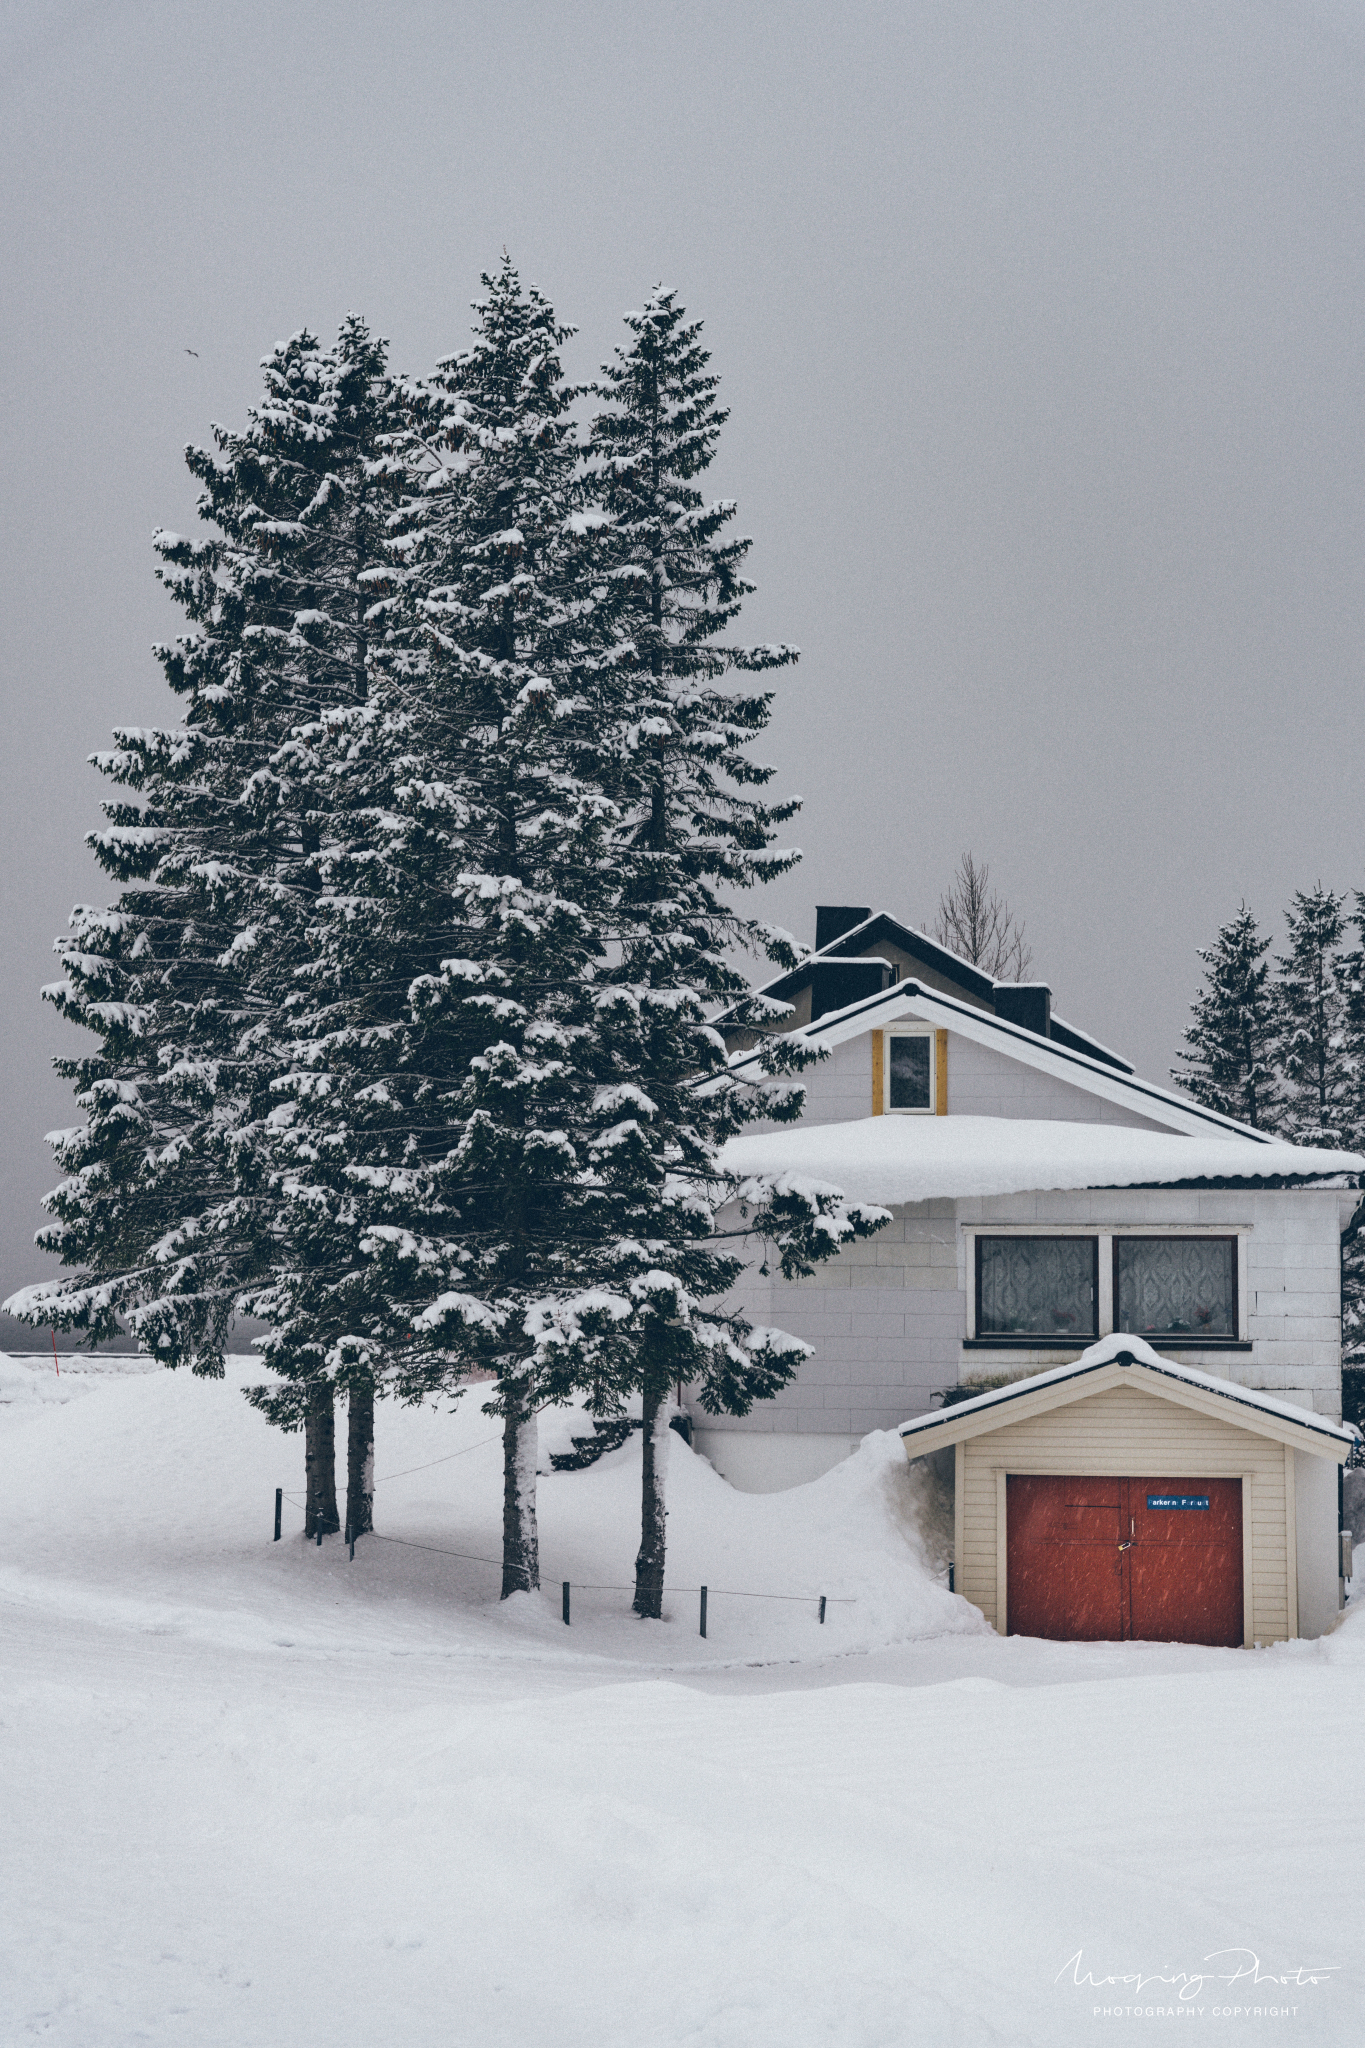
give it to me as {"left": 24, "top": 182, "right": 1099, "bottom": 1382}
{"left": 973, "top": 1234, "right": 1100, "bottom": 1344}
{"left": 1113, "top": 1234, "right": 1240, "bottom": 1343}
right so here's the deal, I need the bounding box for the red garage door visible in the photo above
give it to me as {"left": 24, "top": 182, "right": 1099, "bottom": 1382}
{"left": 1006, "top": 1476, "right": 1243, "bottom": 1647}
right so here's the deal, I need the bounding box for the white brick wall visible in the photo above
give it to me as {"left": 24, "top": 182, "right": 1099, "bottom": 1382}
{"left": 705, "top": 1184, "right": 1348, "bottom": 1440}
{"left": 945, "top": 1033, "right": 1169, "bottom": 1128}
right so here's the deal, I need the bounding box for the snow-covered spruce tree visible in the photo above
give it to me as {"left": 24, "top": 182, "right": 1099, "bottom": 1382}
{"left": 4, "top": 318, "right": 402, "bottom": 1538}
{"left": 204, "top": 315, "right": 425, "bottom": 1538}
{"left": 1274, "top": 885, "right": 1351, "bottom": 1149}
{"left": 1171, "top": 905, "right": 1282, "bottom": 1129}
{"left": 585, "top": 287, "right": 888, "bottom": 1619}
{"left": 257, "top": 260, "right": 630, "bottom": 1593}
{"left": 1329, "top": 893, "right": 1365, "bottom": 1361}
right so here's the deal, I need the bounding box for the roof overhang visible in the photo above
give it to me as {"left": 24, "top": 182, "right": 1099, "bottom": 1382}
{"left": 898, "top": 1341, "right": 1363, "bottom": 1465}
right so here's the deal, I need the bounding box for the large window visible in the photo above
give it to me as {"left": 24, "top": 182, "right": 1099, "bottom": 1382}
{"left": 1115, "top": 1237, "right": 1237, "bottom": 1340}
{"left": 976, "top": 1236, "right": 1098, "bottom": 1341}
{"left": 887, "top": 1030, "right": 933, "bottom": 1112}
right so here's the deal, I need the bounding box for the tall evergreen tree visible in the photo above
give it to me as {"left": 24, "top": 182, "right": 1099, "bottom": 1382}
{"left": 1172, "top": 905, "right": 1281, "bottom": 1129}
{"left": 1275, "top": 885, "right": 1350, "bottom": 1148}
{"left": 585, "top": 287, "right": 887, "bottom": 1619}
{"left": 259, "top": 269, "right": 884, "bottom": 1608}
{"left": 5, "top": 317, "right": 402, "bottom": 1534}
{"left": 257, "top": 260, "right": 627, "bottom": 1593}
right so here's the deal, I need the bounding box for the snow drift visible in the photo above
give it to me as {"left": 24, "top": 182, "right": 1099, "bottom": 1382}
{"left": 1, "top": 1354, "right": 978, "bottom": 1667}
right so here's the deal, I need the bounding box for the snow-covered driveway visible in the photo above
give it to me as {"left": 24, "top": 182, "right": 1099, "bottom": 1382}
{"left": 2, "top": 1357, "right": 1359, "bottom": 2045}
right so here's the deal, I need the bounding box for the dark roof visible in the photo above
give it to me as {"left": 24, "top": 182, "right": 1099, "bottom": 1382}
{"left": 726, "top": 910, "right": 1134, "bottom": 1073}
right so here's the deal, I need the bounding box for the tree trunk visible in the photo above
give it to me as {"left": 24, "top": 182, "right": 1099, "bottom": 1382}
{"left": 346, "top": 1375, "right": 375, "bottom": 1538}
{"left": 500, "top": 1381, "right": 539, "bottom": 1597}
{"left": 633, "top": 1372, "right": 670, "bottom": 1619}
{"left": 304, "top": 1380, "right": 340, "bottom": 1538}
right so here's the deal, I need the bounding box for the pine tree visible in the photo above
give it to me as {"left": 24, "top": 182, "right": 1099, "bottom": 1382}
{"left": 4, "top": 318, "right": 402, "bottom": 1534}
{"left": 257, "top": 260, "right": 628, "bottom": 1594}
{"left": 586, "top": 288, "right": 888, "bottom": 1619}
{"left": 1330, "top": 893, "right": 1365, "bottom": 1362}
{"left": 1275, "top": 885, "right": 1350, "bottom": 1148}
{"left": 1172, "top": 905, "right": 1281, "bottom": 1129}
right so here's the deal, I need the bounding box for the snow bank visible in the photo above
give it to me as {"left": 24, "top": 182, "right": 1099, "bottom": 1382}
{"left": 720, "top": 1112, "right": 1365, "bottom": 1205}
{"left": 0, "top": 1349, "right": 155, "bottom": 1413}
{"left": 0, "top": 1355, "right": 978, "bottom": 1667}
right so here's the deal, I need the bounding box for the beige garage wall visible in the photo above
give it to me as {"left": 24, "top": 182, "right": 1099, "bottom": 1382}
{"left": 958, "top": 1382, "right": 1290, "bottom": 1644}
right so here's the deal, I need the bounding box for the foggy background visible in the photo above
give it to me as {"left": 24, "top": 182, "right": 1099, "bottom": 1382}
{"left": 4, "top": 0, "right": 1365, "bottom": 1320}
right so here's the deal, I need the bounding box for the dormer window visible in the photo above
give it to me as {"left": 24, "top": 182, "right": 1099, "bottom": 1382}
{"left": 886, "top": 1028, "right": 936, "bottom": 1113}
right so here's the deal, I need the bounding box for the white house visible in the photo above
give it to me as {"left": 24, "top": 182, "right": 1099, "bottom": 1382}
{"left": 694, "top": 906, "right": 1364, "bottom": 1644}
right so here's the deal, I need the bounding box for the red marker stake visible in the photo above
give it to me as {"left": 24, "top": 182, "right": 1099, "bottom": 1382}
{"left": 50, "top": 1328, "right": 60, "bottom": 1376}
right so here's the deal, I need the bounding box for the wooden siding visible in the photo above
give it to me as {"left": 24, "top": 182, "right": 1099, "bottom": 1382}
{"left": 959, "top": 1382, "right": 1291, "bottom": 1644}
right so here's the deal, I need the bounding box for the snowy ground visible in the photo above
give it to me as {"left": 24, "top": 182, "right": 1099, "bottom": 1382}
{"left": 3, "top": 1354, "right": 1361, "bottom": 2045}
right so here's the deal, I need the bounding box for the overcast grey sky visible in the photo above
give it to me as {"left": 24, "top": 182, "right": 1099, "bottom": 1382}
{"left": 3, "top": 0, "right": 1365, "bottom": 1307}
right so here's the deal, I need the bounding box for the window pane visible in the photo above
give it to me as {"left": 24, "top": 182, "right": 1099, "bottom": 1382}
{"left": 1116, "top": 1238, "right": 1236, "bottom": 1338}
{"left": 977, "top": 1237, "right": 1096, "bottom": 1338}
{"left": 888, "top": 1035, "right": 931, "bottom": 1109}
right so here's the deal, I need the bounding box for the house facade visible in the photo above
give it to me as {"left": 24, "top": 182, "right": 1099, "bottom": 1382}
{"left": 691, "top": 907, "right": 1364, "bottom": 1641}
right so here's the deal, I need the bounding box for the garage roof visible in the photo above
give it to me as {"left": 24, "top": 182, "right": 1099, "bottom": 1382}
{"left": 898, "top": 1334, "right": 1363, "bottom": 1463}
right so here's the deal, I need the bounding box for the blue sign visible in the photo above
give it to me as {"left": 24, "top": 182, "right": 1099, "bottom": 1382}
{"left": 1147, "top": 1495, "right": 1209, "bottom": 1510}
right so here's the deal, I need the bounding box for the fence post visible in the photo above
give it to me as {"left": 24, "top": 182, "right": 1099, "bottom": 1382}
{"left": 346, "top": 1521, "right": 354, "bottom": 1561}
{"left": 819, "top": 1595, "right": 826, "bottom": 1624}
{"left": 316, "top": 1530, "right": 322, "bottom": 1548}
{"left": 562, "top": 1581, "right": 571, "bottom": 1626}
{"left": 699, "top": 1585, "right": 707, "bottom": 1638}
{"left": 274, "top": 1488, "right": 282, "bottom": 1542}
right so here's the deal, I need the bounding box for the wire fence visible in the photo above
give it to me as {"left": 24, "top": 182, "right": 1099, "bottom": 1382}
{"left": 275, "top": 1485, "right": 855, "bottom": 1633}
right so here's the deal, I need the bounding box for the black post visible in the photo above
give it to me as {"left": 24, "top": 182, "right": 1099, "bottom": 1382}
{"left": 316, "top": 1529, "right": 322, "bottom": 1548}
{"left": 699, "top": 1585, "right": 707, "bottom": 1638}
{"left": 819, "top": 1595, "right": 826, "bottom": 1624}
{"left": 274, "top": 1488, "right": 282, "bottom": 1542}
{"left": 562, "top": 1581, "right": 571, "bottom": 1626}
{"left": 346, "top": 1521, "right": 354, "bottom": 1561}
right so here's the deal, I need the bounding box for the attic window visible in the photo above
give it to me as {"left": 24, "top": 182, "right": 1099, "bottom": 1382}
{"left": 886, "top": 1029, "right": 934, "bottom": 1112}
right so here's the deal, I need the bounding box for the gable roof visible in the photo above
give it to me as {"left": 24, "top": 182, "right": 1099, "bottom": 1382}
{"left": 730, "top": 912, "right": 1134, "bottom": 1073}
{"left": 897, "top": 1334, "right": 1363, "bottom": 1463}
{"left": 729, "top": 975, "right": 1283, "bottom": 1141}
{"left": 719, "top": 1114, "right": 1365, "bottom": 1206}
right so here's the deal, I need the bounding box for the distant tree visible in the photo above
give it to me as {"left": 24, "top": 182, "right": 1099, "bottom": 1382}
{"left": 1275, "top": 885, "right": 1351, "bottom": 1148}
{"left": 1330, "top": 894, "right": 1365, "bottom": 1362}
{"left": 1171, "top": 905, "right": 1282, "bottom": 1130}
{"left": 931, "top": 852, "right": 1031, "bottom": 980}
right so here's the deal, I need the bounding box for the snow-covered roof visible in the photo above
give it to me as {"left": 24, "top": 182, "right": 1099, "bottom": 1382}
{"left": 731, "top": 977, "right": 1307, "bottom": 1141}
{"left": 719, "top": 1114, "right": 1365, "bottom": 1207}
{"left": 897, "top": 1333, "right": 1363, "bottom": 1460}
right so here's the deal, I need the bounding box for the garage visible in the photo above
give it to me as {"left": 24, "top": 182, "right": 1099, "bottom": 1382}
{"left": 1005, "top": 1474, "right": 1243, "bottom": 1646}
{"left": 899, "top": 1335, "right": 1360, "bottom": 1645}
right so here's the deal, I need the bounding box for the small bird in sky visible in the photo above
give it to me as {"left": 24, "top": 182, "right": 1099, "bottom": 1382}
{"left": 184, "top": 348, "right": 199, "bottom": 357}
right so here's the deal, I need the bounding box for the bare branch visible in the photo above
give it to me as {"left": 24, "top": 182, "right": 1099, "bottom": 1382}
{"left": 930, "top": 851, "right": 1032, "bottom": 980}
